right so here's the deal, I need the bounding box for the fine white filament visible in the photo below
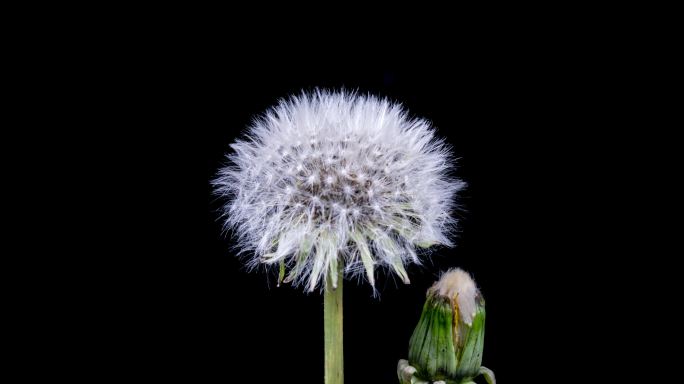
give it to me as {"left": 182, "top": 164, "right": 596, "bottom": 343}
{"left": 214, "top": 90, "right": 464, "bottom": 292}
{"left": 433, "top": 268, "right": 480, "bottom": 325}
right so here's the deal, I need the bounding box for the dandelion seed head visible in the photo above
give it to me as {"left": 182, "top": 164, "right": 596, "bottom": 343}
{"left": 213, "top": 90, "right": 465, "bottom": 292}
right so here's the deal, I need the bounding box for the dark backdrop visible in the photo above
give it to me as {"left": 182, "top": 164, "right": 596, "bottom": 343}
{"left": 125, "top": 64, "right": 583, "bottom": 382}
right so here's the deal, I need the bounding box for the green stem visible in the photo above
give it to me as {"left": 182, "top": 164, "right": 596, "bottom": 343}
{"left": 324, "top": 265, "right": 344, "bottom": 384}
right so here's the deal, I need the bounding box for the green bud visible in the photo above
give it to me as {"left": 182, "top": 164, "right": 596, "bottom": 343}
{"left": 399, "top": 269, "right": 495, "bottom": 384}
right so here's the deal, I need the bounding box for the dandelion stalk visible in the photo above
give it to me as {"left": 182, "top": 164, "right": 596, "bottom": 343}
{"left": 324, "top": 264, "right": 344, "bottom": 384}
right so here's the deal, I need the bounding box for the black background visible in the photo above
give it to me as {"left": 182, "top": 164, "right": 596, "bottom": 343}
{"left": 114, "top": 61, "right": 591, "bottom": 382}
{"left": 12, "top": 8, "right": 663, "bottom": 381}
{"left": 20, "top": 15, "right": 659, "bottom": 382}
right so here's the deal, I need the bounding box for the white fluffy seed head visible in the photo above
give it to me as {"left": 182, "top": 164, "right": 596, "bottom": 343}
{"left": 213, "top": 90, "right": 465, "bottom": 292}
{"left": 432, "top": 268, "right": 480, "bottom": 325}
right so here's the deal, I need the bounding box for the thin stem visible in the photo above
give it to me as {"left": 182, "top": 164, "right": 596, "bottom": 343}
{"left": 324, "top": 265, "right": 344, "bottom": 384}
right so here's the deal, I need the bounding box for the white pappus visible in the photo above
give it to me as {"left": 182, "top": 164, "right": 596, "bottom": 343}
{"left": 214, "top": 90, "right": 465, "bottom": 292}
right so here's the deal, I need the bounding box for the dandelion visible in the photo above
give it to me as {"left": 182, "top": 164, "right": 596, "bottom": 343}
{"left": 398, "top": 269, "right": 496, "bottom": 384}
{"left": 214, "top": 90, "right": 464, "bottom": 292}
{"left": 214, "top": 90, "right": 464, "bottom": 384}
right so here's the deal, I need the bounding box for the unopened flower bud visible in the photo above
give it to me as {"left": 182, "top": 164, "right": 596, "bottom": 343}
{"left": 398, "top": 269, "right": 495, "bottom": 384}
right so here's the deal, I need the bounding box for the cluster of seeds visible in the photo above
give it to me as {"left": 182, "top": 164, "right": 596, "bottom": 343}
{"left": 215, "top": 91, "right": 463, "bottom": 292}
